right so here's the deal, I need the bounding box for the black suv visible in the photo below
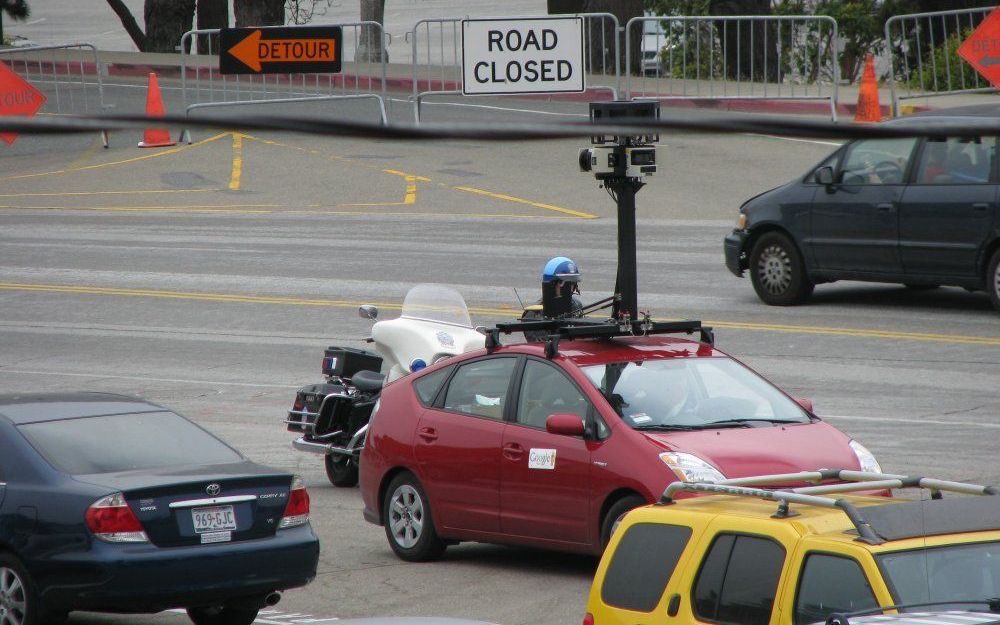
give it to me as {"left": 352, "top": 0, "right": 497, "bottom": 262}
{"left": 724, "top": 105, "right": 1000, "bottom": 311}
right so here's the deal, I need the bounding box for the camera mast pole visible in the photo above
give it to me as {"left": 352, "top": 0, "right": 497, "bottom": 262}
{"left": 606, "top": 148, "right": 644, "bottom": 323}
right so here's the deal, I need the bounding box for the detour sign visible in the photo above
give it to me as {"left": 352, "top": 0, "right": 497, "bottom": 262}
{"left": 220, "top": 26, "right": 343, "bottom": 75}
{"left": 0, "top": 62, "right": 46, "bottom": 146}
{"left": 958, "top": 8, "right": 1000, "bottom": 89}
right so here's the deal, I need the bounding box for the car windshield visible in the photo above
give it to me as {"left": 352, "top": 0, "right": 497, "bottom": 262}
{"left": 581, "top": 357, "right": 810, "bottom": 429}
{"left": 400, "top": 284, "right": 472, "bottom": 328}
{"left": 877, "top": 541, "right": 1000, "bottom": 610}
{"left": 18, "top": 411, "right": 244, "bottom": 474}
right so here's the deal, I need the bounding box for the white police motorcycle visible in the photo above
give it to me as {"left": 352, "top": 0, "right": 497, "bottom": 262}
{"left": 284, "top": 284, "right": 485, "bottom": 486}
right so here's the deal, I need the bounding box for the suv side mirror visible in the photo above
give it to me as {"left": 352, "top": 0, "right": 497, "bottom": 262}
{"left": 358, "top": 305, "right": 378, "bottom": 320}
{"left": 546, "top": 413, "right": 585, "bottom": 437}
{"left": 815, "top": 166, "right": 835, "bottom": 186}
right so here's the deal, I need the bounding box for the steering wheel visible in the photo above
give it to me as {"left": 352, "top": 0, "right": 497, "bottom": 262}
{"left": 873, "top": 160, "right": 903, "bottom": 184}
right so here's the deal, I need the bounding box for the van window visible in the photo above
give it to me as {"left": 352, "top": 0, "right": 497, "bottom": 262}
{"left": 413, "top": 366, "right": 452, "bottom": 406}
{"left": 914, "top": 136, "right": 996, "bottom": 185}
{"left": 693, "top": 534, "right": 786, "bottom": 625}
{"left": 601, "top": 523, "right": 692, "bottom": 612}
{"left": 840, "top": 138, "right": 916, "bottom": 185}
{"left": 794, "top": 554, "right": 878, "bottom": 625}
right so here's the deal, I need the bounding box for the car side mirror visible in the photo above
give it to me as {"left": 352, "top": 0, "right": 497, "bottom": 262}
{"left": 545, "top": 413, "right": 585, "bottom": 437}
{"left": 815, "top": 166, "right": 835, "bottom": 186}
{"left": 794, "top": 397, "right": 814, "bottom": 413}
{"left": 358, "top": 305, "right": 378, "bottom": 320}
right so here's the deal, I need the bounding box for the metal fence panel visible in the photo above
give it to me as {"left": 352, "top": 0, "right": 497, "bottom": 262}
{"left": 885, "top": 6, "right": 997, "bottom": 116}
{"left": 410, "top": 13, "right": 620, "bottom": 124}
{"left": 625, "top": 15, "right": 839, "bottom": 121}
{"left": 180, "top": 22, "right": 389, "bottom": 141}
{"left": 0, "top": 43, "right": 110, "bottom": 146}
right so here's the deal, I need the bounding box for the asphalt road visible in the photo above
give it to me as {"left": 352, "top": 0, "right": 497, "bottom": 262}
{"left": 1, "top": 89, "right": 999, "bottom": 625}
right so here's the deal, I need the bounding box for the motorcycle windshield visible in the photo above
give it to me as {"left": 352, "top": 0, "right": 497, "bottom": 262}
{"left": 400, "top": 284, "right": 473, "bottom": 328}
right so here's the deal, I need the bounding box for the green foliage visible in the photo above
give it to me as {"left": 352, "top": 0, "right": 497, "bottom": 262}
{"left": 1, "top": 1, "right": 30, "bottom": 20}
{"left": 907, "top": 29, "right": 983, "bottom": 92}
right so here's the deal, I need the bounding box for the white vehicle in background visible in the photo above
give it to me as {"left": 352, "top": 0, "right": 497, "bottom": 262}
{"left": 642, "top": 14, "right": 668, "bottom": 76}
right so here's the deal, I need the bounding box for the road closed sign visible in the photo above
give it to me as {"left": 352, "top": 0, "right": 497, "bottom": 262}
{"left": 462, "top": 17, "right": 585, "bottom": 95}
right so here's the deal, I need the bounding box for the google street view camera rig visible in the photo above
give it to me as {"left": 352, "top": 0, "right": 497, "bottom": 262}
{"left": 490, "top": 101, "right": 712, "bottom": 356}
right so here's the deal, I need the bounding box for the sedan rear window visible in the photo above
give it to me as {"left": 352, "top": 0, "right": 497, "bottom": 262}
{"left": 19, "top": 411, "right": 243, "bottom": 474}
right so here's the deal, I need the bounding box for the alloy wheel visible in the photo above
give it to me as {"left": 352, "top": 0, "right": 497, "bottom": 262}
{"left": 0, "top": 566, "right": 27, "bottom": 625}
{"left": 388, "top": 484, "right": 424, "bottom": 549}
{"left": 994, "top": 262, "right": 1000, "bottom": 302}
{"left": 756, "top": 244, "right": 793, "bottom": 294}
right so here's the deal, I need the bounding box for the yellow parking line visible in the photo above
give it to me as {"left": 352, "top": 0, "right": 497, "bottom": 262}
{"left": 452, "top": 186, "right": 597, "bottom": 219}
{"left": 0, "top": 204, "right": 278, "bottom": 213}
{"left": 0, "top": 282, "right": 997, "bottom": 346}
{"left": 0, "top": 189, "right": 220, "bottom": 198}
{"left": 229, "top": 133, "right": 244, "bottom": 191}
{"left": 0, "top": 133, "right": 230, "bottom": 181}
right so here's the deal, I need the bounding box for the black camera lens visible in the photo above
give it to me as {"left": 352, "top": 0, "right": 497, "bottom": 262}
{"left": 579, "top": 148, "right": 593, "bottom": 172}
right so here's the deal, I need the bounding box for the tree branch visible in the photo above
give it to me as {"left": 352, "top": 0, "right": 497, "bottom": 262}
{"left": 104, "top": 0, "right": 147, "bottom": 51}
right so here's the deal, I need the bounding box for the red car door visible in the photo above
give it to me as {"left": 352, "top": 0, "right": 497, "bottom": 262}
{"left": 499, "top": 358, "right": 592, "bottom": 547}
{"left": 414, "top": 356, "right": 517, "bottom": 534}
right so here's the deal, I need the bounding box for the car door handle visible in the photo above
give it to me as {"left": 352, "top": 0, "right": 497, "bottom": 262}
{"left": 502, "top": 443, "right": 524, "bottom": 460}
{"left": 417, "top": 427, "right": 438, "bottom": 442}
{"left": 876, "top": 203, "right": 896, "bottom": 212}
{"left": 973, "top": 202, "right": 991, "bottom": 212}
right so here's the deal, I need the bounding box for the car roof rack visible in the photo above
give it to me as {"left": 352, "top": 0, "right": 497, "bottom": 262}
{"left": 657, "top": 469, "right": 998, "bottom": 545}
{"left": 485, "top": 317, "right": 714, "bottom": 357}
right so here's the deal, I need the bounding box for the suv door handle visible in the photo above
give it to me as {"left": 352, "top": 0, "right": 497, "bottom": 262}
{"left": 502, "top": 443, "right": 524, "bottom": 460}
{"left": 876, "top": 203, "right": 896, "bottom": 212}
{"left": 417, "top": 427, "right": 438, "bottom": 442}
{"left": 973, "top": 202, "right": 991, "bottom": 212}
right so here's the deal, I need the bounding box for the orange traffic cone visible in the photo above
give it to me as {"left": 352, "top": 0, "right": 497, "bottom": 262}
{"left": 854, "top": 54, "right": 881, "bottom": 123}
{"left": 138, "top": 72, "right": 176, "bottom": 148}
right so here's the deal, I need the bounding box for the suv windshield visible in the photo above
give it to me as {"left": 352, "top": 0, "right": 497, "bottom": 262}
{"left": 400, "top": 284, "right": 472, "bottom": 327}
{"left": 877, "top": 541, "right": 1000, "bottom": 609}
{"left": 581, "top": 357, "right": 810, "bottom": 429}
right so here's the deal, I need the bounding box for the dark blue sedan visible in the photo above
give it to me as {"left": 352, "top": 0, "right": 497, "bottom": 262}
{"left": 0, "top": 392, "right": 319, "bottom": 625}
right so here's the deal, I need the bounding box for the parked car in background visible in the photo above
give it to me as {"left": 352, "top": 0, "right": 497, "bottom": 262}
{"left": 0, "top": 392, "right": 319, "bottom": 625}
{"left": 587, "top": 469, "right": 1000, "bottom": 625}
{"left": 724, "top": 105, "right": 1000, "bottom": 311}
{"left": 360, "top": 332, "right": 882, "bottom": 561}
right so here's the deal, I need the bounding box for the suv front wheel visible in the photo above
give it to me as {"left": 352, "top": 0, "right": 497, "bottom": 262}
{"left": 749, "top": 231, "right": 814, "bottom": 306}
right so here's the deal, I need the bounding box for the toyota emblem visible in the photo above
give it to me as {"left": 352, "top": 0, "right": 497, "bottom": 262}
{"left": 206, "top": 483, "right": 221, "bottom": 496}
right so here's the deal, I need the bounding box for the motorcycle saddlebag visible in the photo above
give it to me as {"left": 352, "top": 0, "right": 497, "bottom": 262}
{"left": 313, "top": 395, "right": 377, "bottom": 438}
{"left": 286, "top": 382, "right": 347, "bottom": 433}
{"left": 322, "top": 346, "right": 383, "bottom": 380}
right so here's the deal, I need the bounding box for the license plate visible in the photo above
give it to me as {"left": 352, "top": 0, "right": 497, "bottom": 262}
{"left": 191, "top": 505, "right": 236, "bottom": 533}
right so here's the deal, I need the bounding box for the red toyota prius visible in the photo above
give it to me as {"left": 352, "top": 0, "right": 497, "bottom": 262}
{"left": 359, "top": 332, "right": 880, "bottom": 561}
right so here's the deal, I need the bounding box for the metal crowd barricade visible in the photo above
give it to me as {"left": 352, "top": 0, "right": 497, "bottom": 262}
{"left": 0, "top": 42, "right": 110, "bottom": 146}
{"left": 625, "top": 15, "right": 839, "bottom": 121}
{"left": 410, "top": 13, "right": 621, "bottom": 124}
{"left": 885, "top": 6, "right": 997, "bottom": 117}
{"left": 179, "top": 22, "right": 389, "bottom": 142}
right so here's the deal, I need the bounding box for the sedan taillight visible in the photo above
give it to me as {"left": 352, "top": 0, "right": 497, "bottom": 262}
{"left": 279, "top": 475, "right": 310, "bottom": 529}
{"left": 85, "top": 492, "right": 149, "bottom": 543}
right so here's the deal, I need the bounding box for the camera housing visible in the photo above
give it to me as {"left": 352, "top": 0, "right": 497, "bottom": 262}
{"left": 579, "top": 145, "right": 657, "bottom": 179}
{"left": 580, "top": 101, "right": 659, "bottom": 181}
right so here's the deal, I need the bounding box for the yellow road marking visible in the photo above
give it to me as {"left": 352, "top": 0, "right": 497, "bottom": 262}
{"left": 452, "top": 186, "right": 597, "bottom": 219}
{"left": 0, "top": 189, "right": 219, "bottom": 198}
{"left": 0, "top": 133, "right": 230, "bottom": 181}
{"left": 65, "top": 135, "right": 103, "bottom": 170}
{"left": 229, "top": 133, "right": 245, "bottom": 191}
{"left": 0, "top": 282, "right": 997, "bottom": 346}
{"left": 0, "top": 204, "right": 278, "bottom": 213}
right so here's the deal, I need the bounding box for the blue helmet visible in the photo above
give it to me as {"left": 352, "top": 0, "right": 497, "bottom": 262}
{"left": 542, "top": 256, "right": 581, "bottom": 284}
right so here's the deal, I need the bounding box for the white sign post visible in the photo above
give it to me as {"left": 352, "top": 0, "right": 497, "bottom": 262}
{"left": 461, "top": 17, "right": 585, "bottom": 95}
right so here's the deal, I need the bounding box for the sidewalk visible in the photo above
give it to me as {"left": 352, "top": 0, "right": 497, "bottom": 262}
{"left": 2, "top": 47, "right": 999, "bottom": 118}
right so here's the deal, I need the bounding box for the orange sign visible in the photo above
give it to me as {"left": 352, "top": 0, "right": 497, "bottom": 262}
{"left": 0, "top": 62, "right": 46, "bottom": 146}
{"left": 958, "top": 8, "right": 1000, "bottom": 89}
{"left": 220, "top": 26, "right": 342, "bottom": 75}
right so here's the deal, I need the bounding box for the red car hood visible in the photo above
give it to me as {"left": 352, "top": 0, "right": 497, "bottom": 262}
{"left": 640, "top": 420, "right": 860, "bottom": 479}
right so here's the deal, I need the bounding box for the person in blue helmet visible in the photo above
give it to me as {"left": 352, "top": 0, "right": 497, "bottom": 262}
{"left": 521, "top": 257, "right": 584, "bottom": 340}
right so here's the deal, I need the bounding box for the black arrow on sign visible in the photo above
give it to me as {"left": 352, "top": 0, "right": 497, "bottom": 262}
{"left": 981, "top": 55, "right": 1000, "bottom": 66}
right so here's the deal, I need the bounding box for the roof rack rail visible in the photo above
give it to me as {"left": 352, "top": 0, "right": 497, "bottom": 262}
{"left": 657, "top": 469, "right": 998, "bottom": 545}
{"left": 485, "top": 317, "right": 713, "bottom": 357}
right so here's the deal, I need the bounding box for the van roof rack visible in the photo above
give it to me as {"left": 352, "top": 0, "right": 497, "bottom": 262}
{"left": 658, "top": 469, "right": 999, "bottom": 545}
{"left": 486, "top": 317, "right": 713, "bottom": 357}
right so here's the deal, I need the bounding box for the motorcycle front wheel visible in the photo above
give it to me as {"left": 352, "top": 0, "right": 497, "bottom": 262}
{"left": 325, "top": 453, "right": 359, "bottom": 487}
